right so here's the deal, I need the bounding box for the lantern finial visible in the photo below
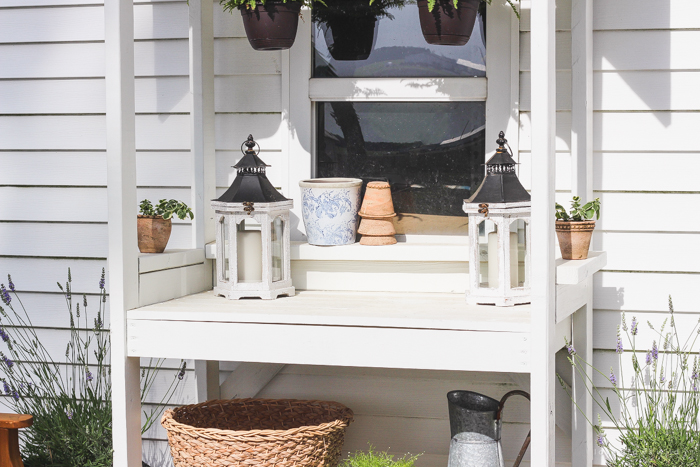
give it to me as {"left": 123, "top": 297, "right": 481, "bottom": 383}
{"left": 496, "top": 131, "right": 507, "bottom": 147}
{"left": 241, "top": 134, "right": 260, "bottom": 156}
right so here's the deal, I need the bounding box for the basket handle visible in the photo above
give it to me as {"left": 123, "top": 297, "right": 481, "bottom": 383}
{"left": 496, "top": 390, "right": 530, "bottom": 467}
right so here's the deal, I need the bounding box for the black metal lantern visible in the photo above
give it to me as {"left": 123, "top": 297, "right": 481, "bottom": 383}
{"left": 463, "top": 132, "right": 531, "bottom": 306}
{"left": 211, "top": 135, "right": 294, "bottom": 300}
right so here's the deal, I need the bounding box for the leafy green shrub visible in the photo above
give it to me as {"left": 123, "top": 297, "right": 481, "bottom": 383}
{"left": 561, "top": 297, "right": 700, "bottom": 466}
{"left": 340, "top": 445, "right": 421, "bottom": 467}
{"left": 139, "top": 199, "right": 193, "bottom": 221}
{"left": 0, "top": 270, "right": 186, "bottom": 467}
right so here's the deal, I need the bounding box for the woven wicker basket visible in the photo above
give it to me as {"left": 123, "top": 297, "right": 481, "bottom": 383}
{"left": 161, "top": 398, "right": 354, "bottom": 467}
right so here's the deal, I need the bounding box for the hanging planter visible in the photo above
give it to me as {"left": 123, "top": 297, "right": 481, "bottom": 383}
{"left": 238, "top": 1, "right": 301, "bottom": 50}
{"left": 417, "top": 0, "right": 481, "bottom": 46}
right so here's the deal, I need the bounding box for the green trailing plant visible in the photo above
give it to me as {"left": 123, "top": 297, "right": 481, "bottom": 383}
{"left": 340, "top": 445, "right": 422, "bottom": 467}
{"left": 220, "top": 0, "right": 318, "bottom": 12}
{"left": 423, "top": 0, "right": 520, "bottom": 17}
{"left": 0, "top": 270, "right": 186, "bottom": 467}
{"left": 555, "top": 195, "right": 601, "bottom": 222}
{"left": 559, "top": 297, "right": 700, "bottom": 466}
{"left": 139, "top": 199, "right": 194, "bottom": 221}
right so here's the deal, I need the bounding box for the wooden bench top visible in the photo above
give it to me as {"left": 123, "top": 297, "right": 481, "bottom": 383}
{"left": 0, "top": 414, "right": 33, "bottom": 429}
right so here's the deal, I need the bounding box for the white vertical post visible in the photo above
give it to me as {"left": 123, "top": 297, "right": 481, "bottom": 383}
{"left": 530, "top": 0, "right": 557, "bottom": 464}
{"left": 571, "top": 0, "right": 593, "bottom": 200}
{"left": 105, "top": 1, "right": 142, "bottom": 466}
{"left": 287, "top": 8, "right": 313, "bottom": 241}
{"left": 572, "top": 279, "right": 593, "bottom": 467}
{"left": 189, "top": 0, "right": 216, "bottom": 248}
{"left": 195, "top": 360, "right": 221, "bottom": 402}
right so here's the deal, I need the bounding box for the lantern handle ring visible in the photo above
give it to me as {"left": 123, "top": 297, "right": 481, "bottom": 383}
{"left": 241, "top": 134, "right": 261, "bottom": 156}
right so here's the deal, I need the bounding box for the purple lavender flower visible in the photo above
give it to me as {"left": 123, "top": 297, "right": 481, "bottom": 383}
{"left": 694, "top": 383, "right": 698, "bottom": 392}
{"left": 693, "top": 370, "right": 699, "bottom": 381}
{"left": 631, "top": 317, "right": 638, "bottom": 336}
{"left": 0, "top": 327, "right": 9, "bottom": 343}
{"left": 99, "top": 269, "right": 105, "bottom": 290}
{"left": 12, "top": 390, "right": 18, "bottom": 400}
{"left": 597, "top": 434, "right": 605, "bottom": 447}
{"left": 0, "top": 285, "right": 10, "bottom": 306}
{"left": 660, "top": 374, "right": 666, "bottom": 384}
{"left": 609, "top": 369, "right": 617, "bottom": 386}
{"left": 646, "top": 352, "right": 652, "bottom": 365}
{"left": 616, "top": 335, "right": 623, "bottom": 354}
{"left": 66, "top": 410, "right": 73, "bottom": 420}
{"left": 652, "top": 341, "right": 659, "bottom": 361}
{"left": 86, "top": 370, "right": 93, "bottom": 382}
{"left": 7, "top": 275, "right": 14, "bottom": 292}
{"left": 2, "top": 355, "right": 13, "bottom": 369}
{"left": 2, "top": 381, "right": 9, "bottom": 394}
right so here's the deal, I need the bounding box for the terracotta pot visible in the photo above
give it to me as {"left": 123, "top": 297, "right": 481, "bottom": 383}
{"left": 359, "top": 181, "right": 396, "bottom": 218}
{"left": 137, "top": 215, "right": 172, "bottom": 253}
{"left": 555, "top": 220, "right": 595, "bottom": 260}
{"left": 358, "top": 217, "right": 396, "bottom": 236}
{"left": 239, "top": 1, "right": 301, "bottom": 51}
{"left": 360, "top": 235, "right": 397, "bottom": 246}
{"left": 417, "top": 0, "right": 480, "bottom": 46}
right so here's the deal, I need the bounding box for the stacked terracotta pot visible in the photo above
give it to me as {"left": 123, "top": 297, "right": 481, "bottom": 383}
{"left": 357, "top": 181, "right": 397, "bottom": 246}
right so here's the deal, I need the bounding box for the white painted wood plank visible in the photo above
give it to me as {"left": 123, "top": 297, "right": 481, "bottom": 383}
{"left": 194, "top": 360, "right": 220, "bottom": 402}
{"left": 0, "top": 222, "right": 192, "bottom": 258}
{"left": 556, "top": 251, "right": 606, "bottom": 285}
{"left": 520, "top": 71, "right": 572, "bottom": 111}
{"left": 594, "top": 152, "right": 700, "bottom": 192}
{"left": 593, "top": 271, "right": 700, "bottom": 313}
{"left": 593, "top": 0, "right": 700, "bottom": 30}
{"left": 214, "top": 3, "right": 248, "bottom": 38}
{"left": 309, "top": 78, "right": 487, "bottom": 102}
{"left": 593, "top": 231, "right": 700, "bottom": 273}
{"left": 556, "top": 282, "right": 588, "bottom": 325}
{"left": 134, "top": 2, "right": 189, "bottom": 40}
{"left": 0, "top": 43, "right": 105, "bottom": 79}
{"left": 215, "top": 113, "right": 282, "bottom": 150}
{"left": 138, "top": 262, "right": 212, "bottom": 307}
{"left": 0, "top": 5, "right": 103, "bottom": 43}
{"left": 136, "top": 77, "right": 190, "bottom": 113}
{"left": 519, "top": 151, "right": 571, "bottom": 191}
{"left": 292, "top": 241, "right": 469, "bottom": 262}
{"left": 594, "top": 30, "right": 700, "bottom": 72}
{"left": 593, "top": 309, "right": 700, "bottom": 351}
{"left": 595, "top": 192, "right": 700, "bottom": 233}
{"left": 529, "top": 0, "right": 558, "bottom": 463}
{"left": 0, "top": 257, "right": 106, "bottom": 294}
{"left": 595, "top": 71, "right": 700, "bottom": 111}
{"left": 219, "top": 362, "right": 285, "bottom": 399}
{"left": 519, "top": 112, "right": 571, "bottom": 151}
{"left": 128, "top": 319, "right": 530, "bottom": 372}
{"left": 139, "top": 248, "right": 206, "bottom": 274}
{"left": 216, "top": 75, "right": 281, "bottom": 112}
{"left": 520, "top": 31, "right": 571, "bottom": 71}
{"left": 519, "top": 0, "right": 571, "bottom": 32}
{"left": 0, "top": 187, "right": 190, "bottom": 222}
{"left": 0, "top": 292, "right": 110, "bottom": 328}
{"left": 128, "top": 290, "right": 531, "bottom": 333}
{"left": 215, "top": 38, "right": 282, "bottom": 75}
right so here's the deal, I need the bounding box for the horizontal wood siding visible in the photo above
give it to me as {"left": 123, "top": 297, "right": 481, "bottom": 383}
{"left": 520, "top": 0, "right": 700, "bottom": 464}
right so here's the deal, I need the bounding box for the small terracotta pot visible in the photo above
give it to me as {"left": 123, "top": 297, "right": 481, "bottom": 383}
{"left": 359, "top": 181, "right": 396, "bottom": 218}
{"left": 358, "top": 218, "right": 396, "bottom": 237}
{"left": 360, "top": 235, "right": 397, "bottom": 246}
{"left": 555, "top": 220, "right": 595, "bottom": 260}
{"left": 137, "top": 215, "right": 172, "bottom": 253}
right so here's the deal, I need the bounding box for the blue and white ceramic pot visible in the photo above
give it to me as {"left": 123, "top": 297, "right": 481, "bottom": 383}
{"left": 299, "top": 178, "right": 363, "bottom": 246}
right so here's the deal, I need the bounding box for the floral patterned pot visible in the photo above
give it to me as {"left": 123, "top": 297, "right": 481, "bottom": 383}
{"left": 299, "top": 178, "right": 363, "bottom": 246}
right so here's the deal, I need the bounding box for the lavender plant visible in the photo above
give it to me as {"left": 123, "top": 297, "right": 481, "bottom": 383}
{"left": 0, "top": 270, "right": 186, "bottom": 467}
{"left": 560, "top": 297, "right": 700, "bottom": 466}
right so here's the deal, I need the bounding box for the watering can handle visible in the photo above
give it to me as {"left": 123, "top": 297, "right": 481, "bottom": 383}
{"left": 496, "top": 390, "right": 531, "bottom": 467}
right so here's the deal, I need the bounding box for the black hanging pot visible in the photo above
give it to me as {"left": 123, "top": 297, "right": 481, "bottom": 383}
{"left": 317, "top": 0, "right": 379, "bottom": 60}
{"left": 417, "top": 0, "right": 480, "bottom": 46}
{"left": 239, "top": 1, "right": 301, "bottom": 51}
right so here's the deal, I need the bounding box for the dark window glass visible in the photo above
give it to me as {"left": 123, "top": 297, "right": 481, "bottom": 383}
{"left": 312, "top": 1, "right": 486, "bottom": 78}
{"left": 317, "top": 101, "right": 485, "bottom": 235}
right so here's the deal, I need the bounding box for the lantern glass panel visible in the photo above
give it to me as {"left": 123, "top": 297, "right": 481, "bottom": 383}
{"left": 510, "top": 218, "right": 529, "bottom": 288}
{"left": 236, "top": 219, "right": 263, "bottom": 283}
{"left": 271, "top": 216, "right": 284, "bottom": 283}
{"left": 477, "top": 219, "right": 499, "bottom": 289}
{"left": 220, "top": 216, "right": 230, "bottom": 281}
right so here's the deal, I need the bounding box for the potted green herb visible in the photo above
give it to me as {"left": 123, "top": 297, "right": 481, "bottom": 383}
{"left": 313, "top": 0, "right": 405, "bottom": 61}
{"left": 554, "top": 195, "right": 601, "bottom": 260}
{"left": 220, "top": 0, "right": 313, "bottom": 51}
{"left": 341, "top": 445, "right": 421, "bottom": 467}
{"left": 418, "top": 0, "right": 519, "bottom": 46}
{"left": 138, "top": 199, "right": 194, "bottom": 253}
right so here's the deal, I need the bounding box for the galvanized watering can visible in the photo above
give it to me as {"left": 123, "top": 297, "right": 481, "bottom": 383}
{"left": 447, "top": 390, "right": 531, "bottom": 467}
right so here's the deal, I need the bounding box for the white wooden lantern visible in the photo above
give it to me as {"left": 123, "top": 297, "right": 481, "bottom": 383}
{"left": 211, "top": 135, "right": 294, "bottom": 300}
{"left": 462, "top": 132, "right": 531, "bottom": 306}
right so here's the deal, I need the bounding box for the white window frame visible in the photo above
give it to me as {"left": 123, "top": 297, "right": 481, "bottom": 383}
{"left": 283, "top": 1, "right": 520, "bottom": 242}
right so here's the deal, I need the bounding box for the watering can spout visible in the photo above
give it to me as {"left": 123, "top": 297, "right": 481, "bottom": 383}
{"left": 446, "top": 390, "right": 531, "bottom": 467}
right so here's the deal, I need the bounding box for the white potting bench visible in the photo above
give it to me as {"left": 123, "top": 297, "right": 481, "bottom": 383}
{"left": 106, "top": 0, "right": 602, "bottom": 465}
